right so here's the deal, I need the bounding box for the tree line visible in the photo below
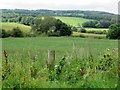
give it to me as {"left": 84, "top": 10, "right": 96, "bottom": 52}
{"left": 82, "top": 20, "right": 114, "bottom": 28}
{"left": 1, "top": 16, "right": 120, "bottom": 39}
{"left": 1, "top": 9, "right": 120, "bottom": 39}
{"left": 2, "top": 9, "right": 117, "bottom": 24}
{"left": 1, "top": 16, "right": 72, "bottom": 38}
{"left": 2, "top": 14, "right": 116, "bottom": 28}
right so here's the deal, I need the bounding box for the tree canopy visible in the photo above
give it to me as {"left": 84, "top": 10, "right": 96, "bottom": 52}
{"left": 107, "top": 24, "right": 120, "bottom": 39}
{"left": 82, "top": 20, "right": 113, "bottom": 28}
{"left": 32, "top": 16, "right": 72, "bottom": 36}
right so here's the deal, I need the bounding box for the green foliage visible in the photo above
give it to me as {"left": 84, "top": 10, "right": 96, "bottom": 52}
{"left": 98, "top": 20, "right": 112, "bottom": 28}
{"left": 71, "top": 26, "right": 78, "bottom": 32}
{"left": 72, "top": 32, "right": 106, "bottom": 39}
{"left": 11, "top": 27, "right": 23, "bottom": 37}
{"left": 82, "top": 21, "right": 98, "bottom": 28}
{"left": 2, "top": 37, "right": 118, "bottom": 88}
{"left": 95, "top": 22, "right": 103, "bottom": 28}
{"left": 2, "top": 48, "right": 118, "bottom": 88}
{"left": 2, "top": 29, "right": 11, "bottom": 38}
{"left": 80, "top": 28, "right": 86, "bottom": 33}
{"left": 86, "top": 30, "right": 106, "bottom": 34}
{"left": 32, "top": 16, "right": 56, "bottom": 34}
{"left": 83, "top": 20, "right": 112, "bottom": 28}
{"left": 48, "top": 31, "right": 60, "bottom": 36}
{"left": 107, "top": 24, "right": 120, "bottom": 39}
{"left": 32, "top": 16, "right": 72, "bottom": 36}
{"left": 2, "top": 9, "right": 117, "bottom": 25}
{"left": 1, "top": 27, "right": 35, "bottom": 38}
{"left": 54, "top": 19, "right": 72, "bottom": 36}
{"left": 97, "top": 49, "right": 118, "bottom": 71}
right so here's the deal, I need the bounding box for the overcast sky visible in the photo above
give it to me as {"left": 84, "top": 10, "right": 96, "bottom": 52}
{"left": 0, "top": 0, "right": 119, "bottom": 14}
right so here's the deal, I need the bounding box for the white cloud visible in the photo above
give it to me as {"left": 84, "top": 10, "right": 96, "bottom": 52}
{"left": 0, "top": 0, "right": 119, "bottom": 14}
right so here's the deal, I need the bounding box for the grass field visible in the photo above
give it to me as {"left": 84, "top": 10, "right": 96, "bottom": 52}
{"left": 1, "top": 19, "right": 109, "bottom": 35}
{"left": 54, "top": 16, "right": 109, "bottom": 32}
{"left": 0, "top": 22, "right": 31, "bottom": 33}
{"left": 1, "top": 17, "right": 117, "bottom": 88}
{"left": 2, "top": 37, "right": 117, "bottom": 50}
{"left": 72, "top": 32, "right": 106, "bottom": 39}
{"left": 85, "top": 28, "right": 109, "bottom": 31}
{"left": 2, "top": 37, "right": 118, "bottom": 88}
{"left": 55, "top": 16, "right": 91, "bottom": 27}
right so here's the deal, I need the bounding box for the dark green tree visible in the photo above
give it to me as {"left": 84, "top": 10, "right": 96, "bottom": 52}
{"left": 32, "top": 16, "right": 56, "bottom": 34}
{"left": 11, "top": 27, "right": 23, "bottom": 37}
{"left": 1, "top": 29, "right": 11, "bottom": 38}
{"left": 32, "top": 17, "right": 72, "bottom": 36}
{"left": 82, "top": 21, "right": 98, "bottom": 28}
{"left": 80, "top": 28, "right": 86, "bottom": 33}
{"left": 54, "top": 19, "right": 72, "bottom": 36}
{"left": 107, "top": 24, "right": 120, "bottom": 39}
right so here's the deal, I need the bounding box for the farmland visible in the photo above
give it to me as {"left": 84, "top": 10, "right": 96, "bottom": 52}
{"left": 85, "top": 28, "right": 108, "bottom": 31}
{"left": 1, "top": 9, "right": 119, "bottom": 88}
{"left": 55, "top": 16, "right": 91, "bottom": 27}
{"left": 0, "top": 22, "right": 31, "bottom": 33}
{"left": 2, "top": 37, "right": 118, "bottom": 88}
{"left": 1, "top": 18, "right": 108, "bottom": 38}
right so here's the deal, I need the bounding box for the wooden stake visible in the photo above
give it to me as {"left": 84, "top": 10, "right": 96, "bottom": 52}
{"left": 47, "top": 50, "right": 55, "bottom": 70}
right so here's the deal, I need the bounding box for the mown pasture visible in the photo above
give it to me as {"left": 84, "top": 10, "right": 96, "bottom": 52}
{"left": 55, "top": 16, "right": 91, "bottom": 27}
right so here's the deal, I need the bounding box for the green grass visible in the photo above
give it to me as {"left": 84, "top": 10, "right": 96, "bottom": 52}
{"left": 55, "top": 16, "right": 91, "bottom": 27}
{"left": 2, "top": 37, "right": 118, "bottom": 88}
{"left": 85, "top": 28, "right": 109, "bottom": 31}
{"left": 72, "top": 32, "right": 106, "bottom": 39}
{"left": 54, "top": 16, "right": 109, "bottom": 31}
{"left": 0, "top": 22, "right": 31, "bottom": 33}
{"left": 2, "top": 37, "right": 117, "bottom": 50}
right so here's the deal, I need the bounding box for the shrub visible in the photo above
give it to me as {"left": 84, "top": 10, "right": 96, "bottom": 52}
{"left": 47, "top": 31, "right": 60, "bottom": 37}
{"left": 1, "top": 29, "right": 11, "bottom": 38}
{"left": 107, "top": 24, "right": 120, "bottom": 39}
{"left": 32, "top": 17, "right": 72, "bottom": 36}
{"left": 79, "top": 34, "right": 86, "bottom": 38}
{"left": 11, "top": 27, "right": 24, "bottom": 37}
{"left": 86, "top": 30, "right": 106, "bottom": 34}
{"left": 82, "top": 21, "right": 98, "bottom": 28}
{"left": 97, "top": 48, "right": 118, "bottom": 72}
{"left": 71, "top": 27, "right": 78, "bottom": 32}
{"left": 80, "top": 28, "right": 86, "bottom": 33}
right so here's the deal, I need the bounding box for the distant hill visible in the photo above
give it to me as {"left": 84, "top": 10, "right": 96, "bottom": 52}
{"left": 1, "top": 9, "right": 117, "bottom": 21}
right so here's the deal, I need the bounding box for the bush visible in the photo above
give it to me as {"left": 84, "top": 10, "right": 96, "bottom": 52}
{"left": 71, "top": 27, "right": 78, "bottom": 32}
{"left": 11, "top": 27, "right": 24, "bottom": 37}
{"left": 1, "top": 29, "right": 11, "bottom": 38}
{"left": 83, "top": 20, "right": 112, "bottom": 28}
{"left": 86, "top": 30, "right": 106, "bottom": 34}
{"left": 107, "top": 24, "right": 120, "bottom": 39}
{"left": 79, "top": 34, "right": 86, "bottom": 38}
{"left": 48, "top": 31, "right": 60, "bottom": 37}
{"left": 32, "top": 17, "right": 72, "bottom": 36}
{"left": 82, "top": 21, "right": 98, "bottom": 28}
{"left": 80, "top": 28, "right": 86, "bottom": 33}
{"left": 55, "top": 20, "right": 72, "bottom": 36}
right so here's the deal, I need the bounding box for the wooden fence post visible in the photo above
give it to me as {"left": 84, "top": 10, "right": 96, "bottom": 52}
{"left": 47, "top": 50, "right": 55, "bottom": 70}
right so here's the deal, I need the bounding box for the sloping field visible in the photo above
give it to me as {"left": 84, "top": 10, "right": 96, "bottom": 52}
{"left": 55, "top": 16, "right": 91, "bottom": 27}
{"left": 0, "top": 22, "right": 31, "bottom": 33}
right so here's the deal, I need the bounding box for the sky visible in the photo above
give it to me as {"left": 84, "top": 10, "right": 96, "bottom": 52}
{"left": 0, "top": 0, "right": 119, "bottom": 14}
